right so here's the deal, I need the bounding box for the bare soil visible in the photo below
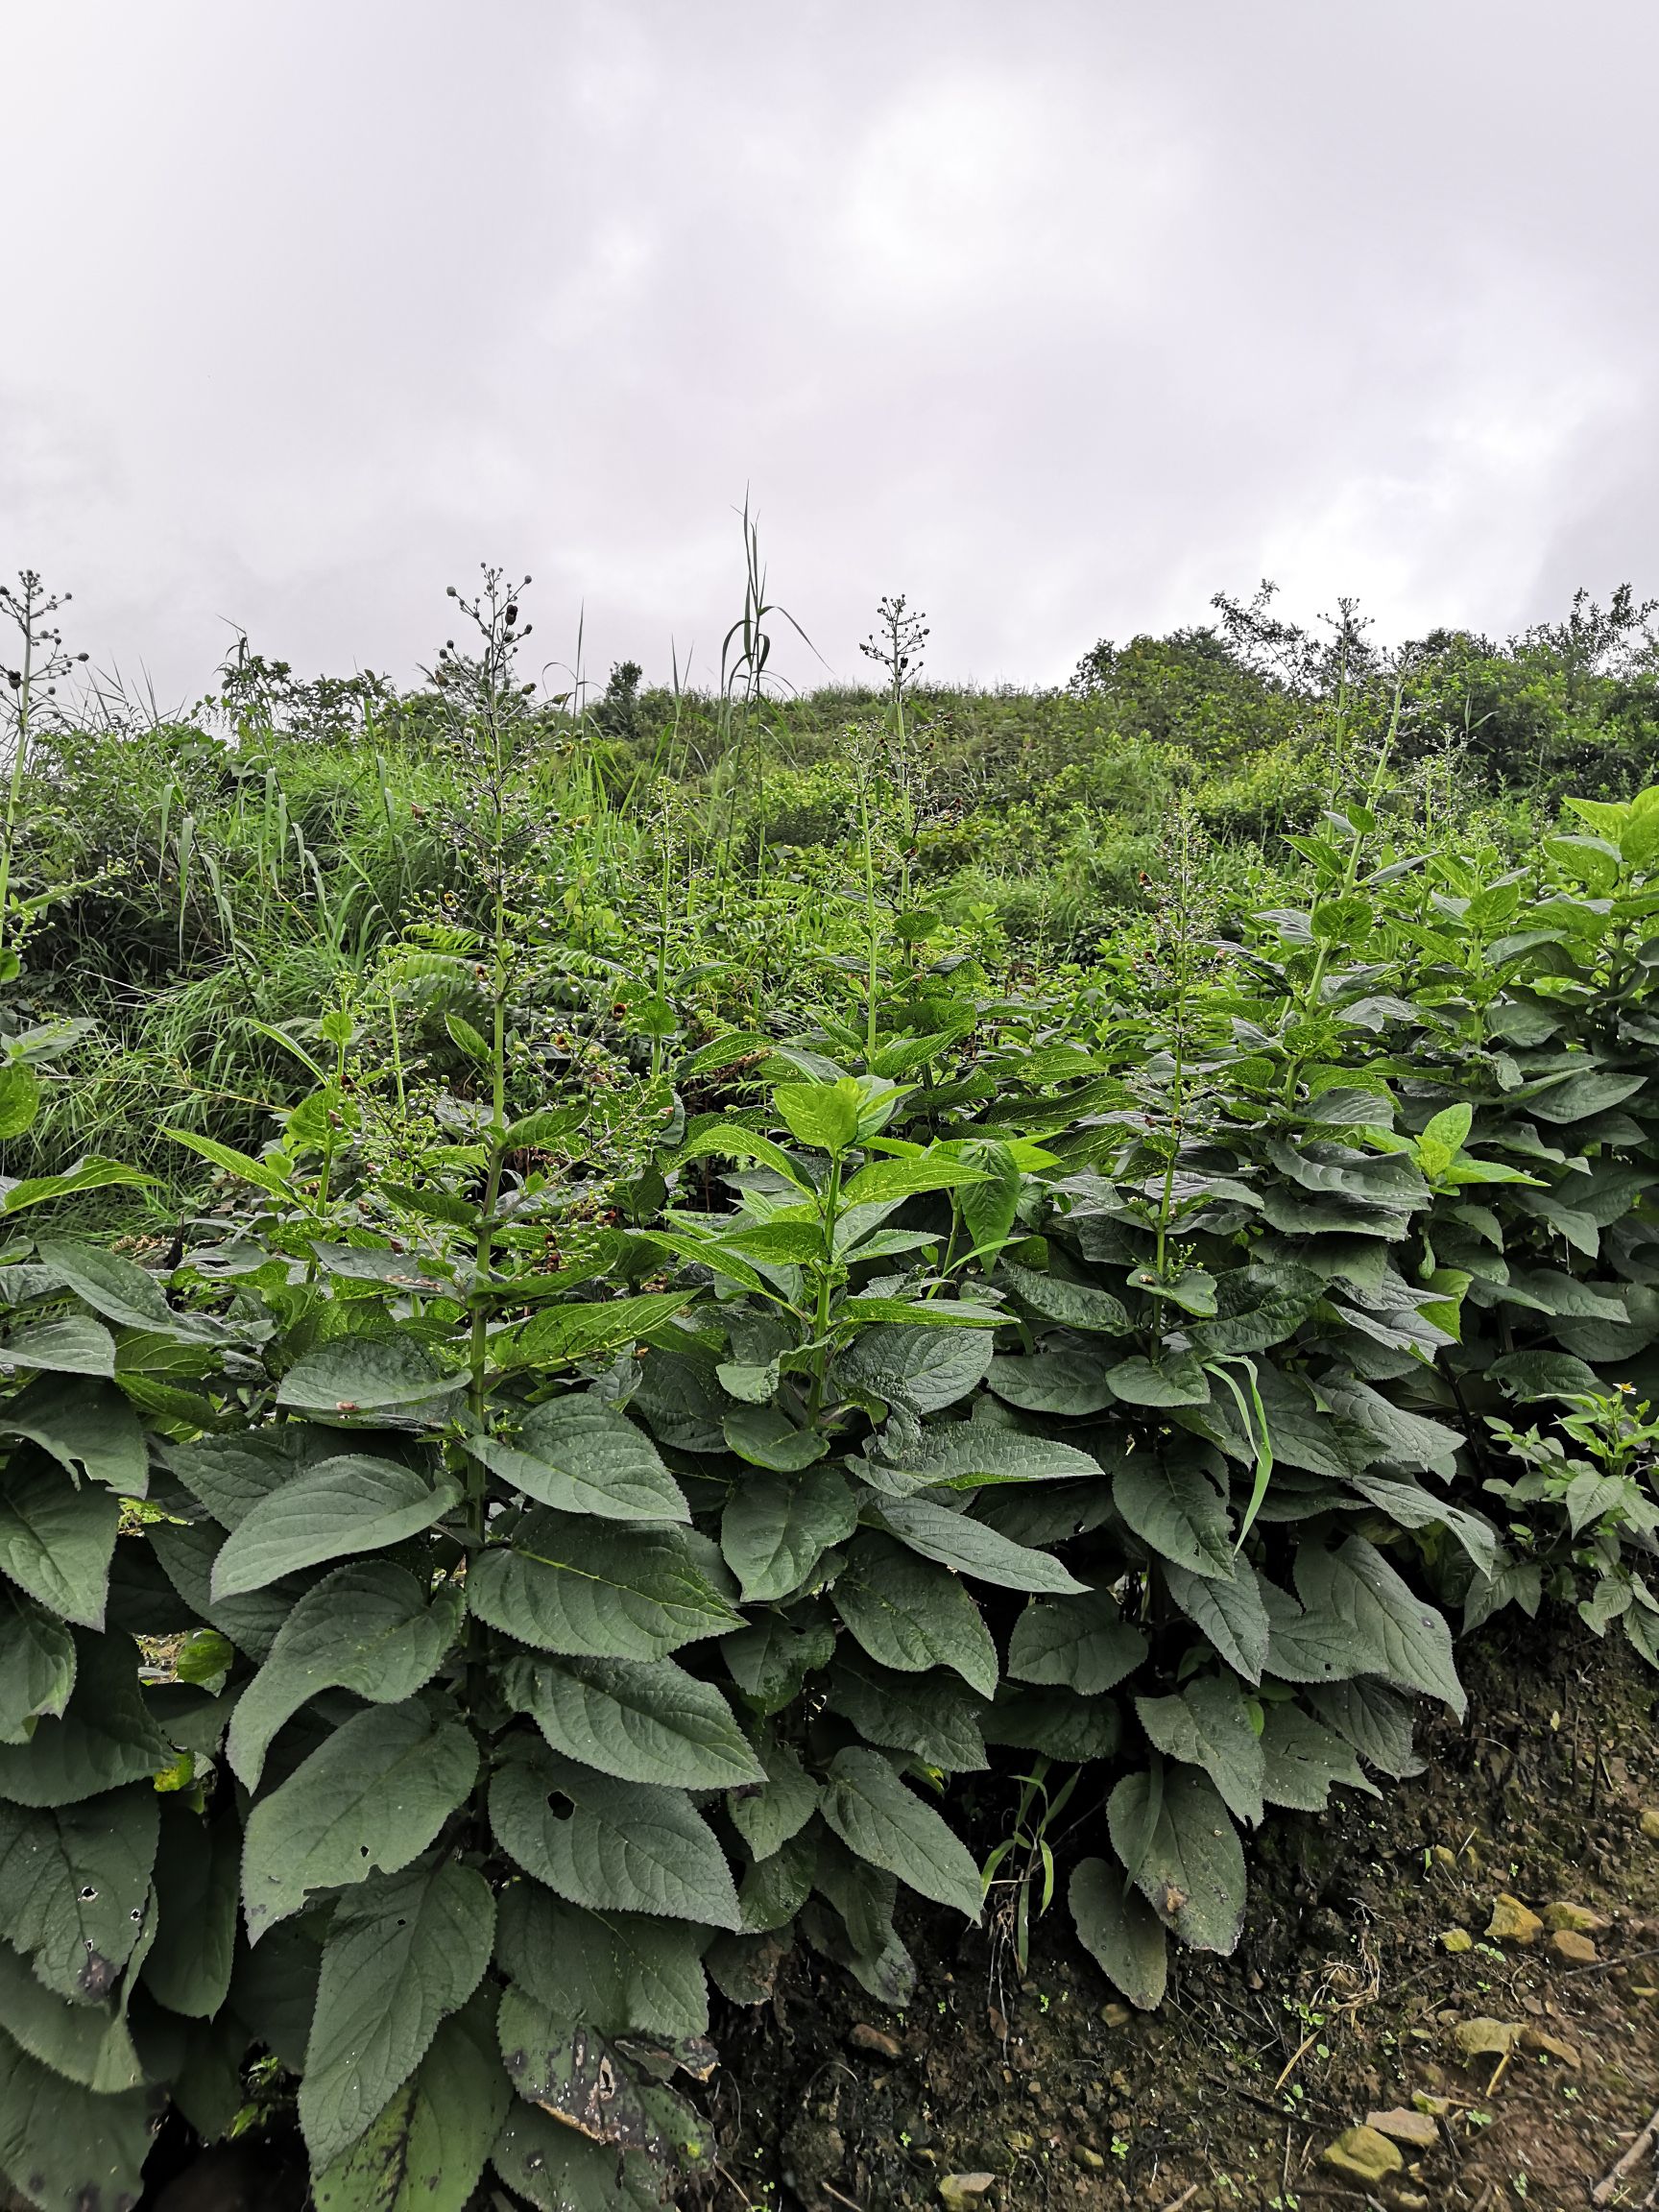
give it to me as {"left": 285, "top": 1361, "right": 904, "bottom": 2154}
{"left": 690, "top": 1622, "right": 1659, "bottom": 2212}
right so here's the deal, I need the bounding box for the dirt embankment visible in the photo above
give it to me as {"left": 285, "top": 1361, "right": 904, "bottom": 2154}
{"left": 693, "top": 1623, "right": 1659, "bottom": 2211}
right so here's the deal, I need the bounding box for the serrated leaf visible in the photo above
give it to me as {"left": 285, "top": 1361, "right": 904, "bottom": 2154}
{"left": 242, "top": 1698, "right": 479, "bottom": 1941}
{"left": 276, "top": 1337, "right": 464, "bottom": 1420}
{"left": 1260, "top": 1703, "right": 1380, "bottom": 1811}
{"left": 0, "top": 1452, "right": 117, "bottom": 1630}
{"left": 490, "top": 1738, "right": 739, "bottom": 1929}
{"left": 495, "top": 1880, "right": 709, "bottom": 2039}
{"left": 140, "top": 1801, "right": 239, "bottom": 2017}
{"left": 827, "top": 1655, "right": 988, "bottom": 1770}
{"left": 0, "top": 1938, "right": 143, "bottom": 2092}
{"left": 0, "top": 1787, "right": 158, "bottom": 2003}
{"left": 1106, "top": 1353, "right": 1212, "bottom": 1407}
{"left": 210, "top": 1458, "right": 462, "bottom": 1600}
{"left": 228, "top": 1562, "right": 466, "bottom": 1790}
{"left": 1136, "top": 1679, "right": 1264, "bottom": 1825}
{"left": 878, "top": 1494, "right": 1086, "bottom": 1594}
{"left": 1306, "top": 1678, "right": 1424, "bottom": 1779}
{"left": 462, "top": 1396, "right": 688, "bottom": 1524}
{"left": 0, "top": 1065, "right": 39, "bottom": 1141}
{"left": 986, "top": 1345, "right": 1115, "bottom": 1416}
{"left": 722, "top": 1402, "right": 831, "bottom": 1471}
{"left": 833, "top": 1533, "right": 998, "bottom": 1697}
{"left": 999, "top": 1262, "right": 1129, "bottom": 1334}
{"left": 0, "top": 2023, "right": 154, "bottom": 2212}
{"left": 495, "top": 1983, "right": 674, "bottom": 2153}
{"left": 727, "top": 1739, "right": 822, "bottom": 1862}
{"left": 820, "top": 1744, "right": 981, "bottom": 1918}
{"left": 1293, "top": 1536, "right": 1465, "bottom": 1716}
{"left": 311, "top": 1985, "right": 510, "bottom": 2212}
{"left": 1163, "top": 1562, "right": 1269, "bottom": 1686}
{"left": 0, "top": 1586, "right": 75, "bottom": 1743}
{"left": 1107, "top": 1767, "right": 1244, "bottom": 1953}
{"left": 468, "top": 1512, "right": 742, "bottom": 1661}
{"left": 1070, "top": 1858, "right": 1167, "bottom": 2010}
{"left": 1114, "top": 1456, "right": 1233, "bottom": 1580}
{"left": 721, "top": 1613, "right": 835, "bottom": 1716}
{"left": 836, "top": 1324, "right": 993, "bottom": 1415}
{"left": 0, "top": 1376, "right": 147, "bottom": 1495}
{"left": 504, "top": 1292, "right": 695, "bottom": 1372}
{"left": 301, "top": 1861, "right": 495, "bottom": 2169}
{"left": 1007, "top": 1589, "right": 1146, "bottom": 1695}
{"left": 0, "top": 1631, "right": 168, "bottom": 1806}
{"left": 981, "top": 1685, "right": 1120, "bottom": 1763}
{"left": 720, "top": 1464, "right": 856, "bottom": 1602}
{"left": 868, "top": 1424, "right": 1102, "bottom": 1495}
{"left": 0, "top": 1317, "right": 118, "bottom": 1379}
{"left": 491, "top": 2099, "right": 663, "bottom": 2212}
{"left": 502, "top": 1652, "right": 763, "bottom": 1789}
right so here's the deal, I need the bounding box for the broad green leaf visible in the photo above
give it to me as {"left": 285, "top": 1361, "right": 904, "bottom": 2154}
{"left": 468, "top": 1512, "right": 742, "bottom": 1661}
{"left": 312, "top": 1986, "right": 511, "bottom": 2212}
{"left": 502, "top": 1652, "right": 763, "bottom": 1789}
{"left": 820, "top": 1744, "right": 981, "bottom": 1919}
{"left": 1070, "top": 1858, "right": 1167, "bottom": 2011}
{"left": 0, "top": 1317, "right": 117, "bottom": 1379}
{"left": 462, "top": 1396, "right": 688, "bottom": 1524}
{"left": 210, "top": 1457, "right": 462, "bottom": 1599}
{"left": 0, "top": 1937, "right": 142, "bottom": 2092}
{"left": 0, "top": 1631, "right": 168, "bottom": 1806}
{"left": 999, "top": 1262, "right": 1130, "bottom": 1335}
{"left": 1293, "top": 1536, "right": 1465, "bottom": 1716}
{"left": 878, "top": 1495, "right": 1087, "bottom": 1594}
{"left": 722, "top": 1403, "right": 831, "bottom": 1471}
{"left": 35, "top": 1238, "right": 219, "bottom": 1345}
{"left": 0, "top": 1787, "right": 158, "bottom": 2003}
{"left": 1115, "top": 1455, "right": 1233, "bottom": 1580}
{"left": 673, "top": 1121, "right": 812, "bottom": 1192}
{"left": 1487, "top": 1349, "right": 1599, "bottom": 1402}
{"left": 0, "top": 1452, "right": 118, "bottom": 1629}
{"left": 721, "top": 1613, "right": 835, "bottom": 1716}
{"left": 0, "top": 1376, "right": 147, "bottom": 1495}
{"left": 164, "top": 1126, "right": 295, "bottom": 1198}
{"left": 1260, "top": 1703, "right": 1379, "bottom": 1811}
{"left": 1, "top": 1161, "right": 151, "bottom": 1215}
{"left": 987, "top": 1346, "right": 1115, "bottom": 1416}
{"left": 1163, "top": 1562, "right": 1270, "bottom": 1686}
{"left": 839, "top": 1152, "right": 992, "bottom": 1207}
{"left": 827, "top": 1654, "right": 988, "bottom": 1770}
{"left": 490, "top": 1739, "right": 740, "bottom": 1929}
{"left": 0, "top": 2025, "right": 153, "bottom": 2212}
{"left": 494, "top": 1880, "right": 709, "bottom": 2039}
{"left": 1105, "top": 1353, "right": 1212, "bottom": 1407}
{"left": 981, "top": 1685, "right": 1120, "bottom": 1763}
{"left": 162, "top": 1426, "right": 335, "bottom": 1529}
{"left": 773, "top": 1080, "right": 863, "bottom": 1155}
{"left": 721, "top": 1465, "right": 857, "bottom": 1601}
{"left": 0, "top": 1066, "right": 39, "bottom": 1141}
{"left": 503, "top": 1292, "right": 695, "bottom": 1372}
{"left": 492, "top": 2099, "right": 663, "bottom": 2212}
{"left": 868, "top": 1424, "right": 1101, "bottom": 1494}
{"left": 148, "top": 1517, "right": 309, "bottom": 1662}
{"left": 301, "top": 1861, "right": 495, "bottom": 2169}
{"left": 1528, "top": 1068, "right": 1646, "bottom": 1123}
{"left": 1136, "top": 1679, "right": 1264, "bottom": 1825}
{"left": 242, "top": 1698, "right": 479, "bottom": 1941}
{"left": 228, "top": 1562, "right": 467, "bottom": 1790}
{"left": 1306, "top": 1678, "right": 1424, "bottom": 1779}
{"left": 833, "top": 1533, "right": 998, "bottom": 1698}
{"left": 841, "top": 1297, "right": 1007, "bottom": 1328}
{"left": 0, "top": 1587, "right": 75, "bottom": 1743}
{"left": 140, "top": 1801, "right": 239, "bottom": 2017}
{"left": 276, "top": 1338, "right": 463, "bottom": 1420}
{"left": 740, "top": 1832, "right": 818, "bottom": 1934}
{"left": 1107, "top": 1767, "right": 1245, "bottom": 1954}
{"left": 836, "top": 1323, "right": 993, "bottom": 1415}
{"left": 726, "top": 1739, "right": 821, "bottom": 1862}
{"left": 1007, "top": 1590, "right": 1147, "bottom": 1696}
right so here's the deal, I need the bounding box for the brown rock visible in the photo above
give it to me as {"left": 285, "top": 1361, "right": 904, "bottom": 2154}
{"left": 1101, "top": 2002, "right": 1133, "bottom": 2029}
{"left": 938, "top": 2179, "right": 996, "bottom": 2208}
{"left": 849, "top": 2023, "right": 903, "bottom": 2060}
{"left": 1640, "top": 1807, "right": 1659, "bottom": 1840}
{"left": 1452, "top": 2017, "right": 1523, "bottom": 2059}
{"left": 1549, "top": 1928, "right": 1598, "bottom": 1964}
{"left": 1365, "top": 2106, "right": 1439, "bottom": 2149}
{"left": 1321, "top": 2128, "right": 1405, "bottom": 2185}
{"left": 1439, "top": 1926, "right": 1473, "bottom": 1954}
{"left": 1519, "top": 2026, "right": 1582, "bottom": 2069}
{"left": 1544, "top": 1901, "right": 1609, "bottom": 1934}
{"left": 1486, "top": 1893, "right": 1543, "bottom": 1945}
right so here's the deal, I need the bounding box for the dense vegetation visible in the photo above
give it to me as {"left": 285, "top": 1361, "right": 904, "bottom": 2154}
{"left": 3, "top": 560, "right": 1659, "bottom": 2211}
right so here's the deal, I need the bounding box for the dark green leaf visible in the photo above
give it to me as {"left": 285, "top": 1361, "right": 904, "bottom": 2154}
{"left": 501, "top": 1652, "right": 764, "bottom": 1789}
{"left": 1107, "top": 1767, "right": 1244, "bottom": 1954}
{"left": 820, "top": 1745, "right": 982, "bottom": 1919}
{"left": 0, "top": 1787, "right": 158, "bottom": 2003}
{"left": 0, "top": 1452, "right": 117, "bottom": 1629}
{"left": 462, "top": 1396, "right": 688, "bottom": 1525}
{"left": 878, "top": 1494, "right": 1087, "bottom": 1594}
{"left": 0, "top": 2024, "right": 154, "bottom": 2212}
{"left": 140, "top": 1801, "right": 238, "bottom": 2017}
{"left": 721, "top": 1465, "right": 856, "bottom": 1602}
{"left": 1260, "top": 1703, "right": 1380, "bottom": 1811}
{"left": 1293, "top": 1537, "right": 1465, "bottom": 1716}
{"left": 0, "top": 1632, "right": 168, "bottom": 1806}
{"left": 727, "top": 1739, "right": 822, "bottom": 1861}
{"left": 276, "top": 1337, "right": 463, "bottom": 1420}
{"left": 987, "top": 1345, "right": 1115, "bottom": 1416}
{"left": 833, "top": 1533, "right": 998, "bottom": 1698}
{"left": 210, "top": 1457, "right": 462, "bottom": 1600}
{"left": 1007, "top": 1590, "right": 1146, "bottom": 1695}
{"left": 0, "top": 1937, "right": 142, "bottom": 2092}
{"left": 826, "top": 1655, "right": 988, "bottom": 1770}
{"left": 0, "top": 1587, "right": 75, "bottom": 1743}
{"left": 311, "top": 1985, "right": 510, "bottom": 2212}
{"left": 0, "top": 1377, "right": 147, "bottom": 1496}
{"left": 0, "top": 1318, "right": 118, "bottom": 1380}
{"left": 837, "top": 1324, "right": 993, "bottom": 1415}
{"left": 1163, "top": 1562, "right": 1269, "bottom": 1686}
{"left": 1136, "top": 1678, "right": 1264, "bottom": 1825}
{"left": 1115, "top": 1456, "right": 1233, "bottom": 1580}
{"left": 1070, "top": 1858, "right": 1167, "bottom": 2010}
{"left": 469, "top": 1512, "right": 742, "bottom": 1661}
{"left": 494, "top": 1881, "right": 709, "bottom": 2039}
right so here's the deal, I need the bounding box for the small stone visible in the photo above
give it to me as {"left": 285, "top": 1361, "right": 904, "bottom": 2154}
{"left": 1519, "top": 2026, "right": 1582, "bottom": 2069}
{"left": 849, "top": 2023, "right": 902, "bottom": 2060}
{"left": 1549, "top": 1929, "right": 1598, "bottom": 1965}
{"left": 1412, "top": 2093, "right": 1455, "bottom": 2116}
{"left": 1101, "top": 2002, "right": 1133, "bottom": 2030}
{"left": 1641, "top": 1807, "right": 1659, "bottom": 1841}
{"left": 938, "top": 2177, "right": 996, "bottom": 2208}
{"left": 1365, "top": 2106, "right": 1438, "bottom": 2150}
{"left": 1004, "top": 2133, "right": 1035, "bottom": 2157}
{"left": 1429, "top": 1843, "right": 1456, "bottom": 1868}
{"left": 1321, "top": 2127, "right": 1405, "bottom": 2185}
{"left": 1392, "top": 2197, "right": 1432, "bottom": 2212}
{"left": 1439, "top": 1927, "right": 1473, "bottom": 1954}
{"left": 1072, "top": 2147, "right": 1106, "bottom": 2172}
{"left": 1453, "top": 2017, "right": 1523, "bottom": 2060}
{"left": 1486, "top": 1893, "right": 1543, "bottom": 1945}
{"left": 1544, "top": 1901, "right": 1609, "bottom": 1934}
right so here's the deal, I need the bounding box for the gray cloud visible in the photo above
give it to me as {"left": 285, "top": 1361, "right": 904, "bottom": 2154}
{"left": 4, "top": 0, "right": 1655, "bottom": 703}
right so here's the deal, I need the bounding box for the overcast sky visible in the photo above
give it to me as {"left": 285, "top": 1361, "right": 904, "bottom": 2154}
{"left": 3, "top": 1, "right": 1654, "bottom": 704}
